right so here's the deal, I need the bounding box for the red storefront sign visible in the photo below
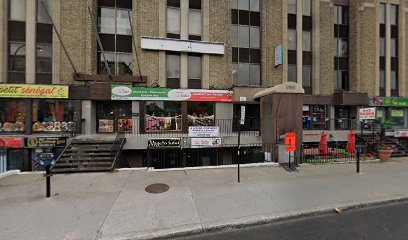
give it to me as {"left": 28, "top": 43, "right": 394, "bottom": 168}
{"left": 0, "top": 138, "right": 24, "bottom": 148}
{"left": 188, "top": 90, "right": 234, "bottom": 102}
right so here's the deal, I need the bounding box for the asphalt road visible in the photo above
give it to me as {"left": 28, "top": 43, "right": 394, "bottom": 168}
{"left": 172, "top": 201, "right": 408, "bottom": 240}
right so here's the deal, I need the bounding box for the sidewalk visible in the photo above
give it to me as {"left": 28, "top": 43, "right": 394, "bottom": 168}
{"left": 1, "top": 159, "right": 408, "bottom": 240}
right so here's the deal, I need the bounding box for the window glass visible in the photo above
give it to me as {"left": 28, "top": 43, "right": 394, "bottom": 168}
{"left": 288, "top": 0, "right": 297, "bottom": 14}
{"left": 390, "top": 108, "right": 405, "bottom": 128}
{"left": 249, "top": 27, "right": 260, "bottom": 48}
{"left": 390, "top": 5, "right": 398, "bottom": 26}
{"left": 302, "top": 65, "right": 311, "bottom": 87}
{"left": 167, "top": 8, "right": 181, "bottom": 34}
{"left": 380, "top": 70, "right": 385, "bottom": 88}
{"left": 233, "top": 104, "right": 260, "bottom": 131}
{"left": 249, "top": 0, "right": 259, "bottom": 12}
{"left": 238, "top": 0, "right": 249, "bottom": 11}
{"left": 188, "top": 102, "right": 214, "bottom": 126}
{"left": 238, "top": 26, "right": 250, "bottom": 47}
{"left": 9, "top": 42, "right": 26, "bottom": 72}
{"left": 37, "top": 0, "right": 52, "bottom": 23}
{"left": 10, "top": 0, "right": 26, "bottom": 21}
{"left": 230, "top": 0, "right": 238, "bottom": 9}
{"left": 338, "top": 38, "right": 348, "bottom": 57}
{"left": 189, "top": 10, "right": 202, "bottom": 36}
{"left": 167, "top": 54, "right": 180, "bottom": 78}
{"left": 391, "top": 39, "right": 397, "bottom": 57}
{"left": 333, "top": 6, "right": 338, "bottom": 24}
{"left": 232, "top": 63, "right": 239, "bottom": 84}
{"left": 116, "top": 9, "right": 131, "bottom": 35}
{"left": 145, "top": 101, "right": 182, "bottom": 131}
{"left": 380, "top": 4, "right": 386, "bottom": 24}
{"left": 231, "top": 25, "right": 238, "bottom": 47}
{"left": 302, "top": 0, "right": 311, "bottom": 16}
{"left": 340, "top": 6, "right": 348, "bottom": 25}
{"left": 303, "top": 31, "right": 311, "bottom": 52}
{"left": 36, "top": 44, "right": 52, "bottom": 73}
{"left": 249, "top": 64, "right": 260, "bottom": 85}
{"left": 99, "top": 52, "right": 116, "bottom": 75}
{"left": 0, "top": 99, "right": 26, "bottom": 132}
{"left": 188, "top": 55, "right": 201, "bottom": 79}
{"left": 335, "top": 106, "right": 349, "bottom": 130}
{"left": 238, "top": 63, "right": 250, "bottom": 85}
{"left": 391, "top": 71, "right": 397, "bottom": 90}
{"left": 288, "top": 29, "right": 297, "bottom": 50}
{"left": 32, "top": 100, "right": 77, "bottom": 132}
{"left": 117, "top": 53, "right": 133, "bottom": 75}
{"left": 380, "top": 37, "right": 385, "bottom": 57}
{"left": 99, "top": 8, "right": 115, "bottom": 34}
{"left": 288, "top": 64, "right": 297, "bottom": 82}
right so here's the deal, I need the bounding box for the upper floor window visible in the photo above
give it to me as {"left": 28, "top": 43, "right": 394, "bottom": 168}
{"left": 334, "top": 5, "right": 348, "bottom": 25}
{"left": 167, "top": 0, "right": 181, "bottom": 38}
{"left": 380, "top": 4, "right": 386, "bottom": 25}
{"left": 390, "top": 5, "right": 398, "bottom": 26}
{"left": 166, "top": 53, "right": 181, "bottom": 88}
{"left": 37, "top": 0, "right": 52, "bottom": 24}
{"left": 189, "top": 0, "right": 202, "bottom": 40}
{"left": 9, "top": 0, "right": 26, "bottom": 21}
{"left": 302, "top": 0, "right": 311, "bottom": 16}
{"left": 288, "top": 0, "right": 296, "bottom": 14}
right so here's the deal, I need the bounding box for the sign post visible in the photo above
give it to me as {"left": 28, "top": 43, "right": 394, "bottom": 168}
{"left": 237, "top": 106, "right": 245, "bottom": 183}
{"left": 285, "top": 133, "right": 296, "bottom": 169}
{"left": 37, "top": 151, "right": 56, "bottom": 198}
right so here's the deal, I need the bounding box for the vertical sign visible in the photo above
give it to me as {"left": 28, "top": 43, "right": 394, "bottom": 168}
{"left": 274, "top": 45, "right": 283, "bottom": 67}
{"left": 285, "top": 132, "right": 296, "bottom": 152}
{"left": 240, "top": 106, "right": 246, "bottom": 125}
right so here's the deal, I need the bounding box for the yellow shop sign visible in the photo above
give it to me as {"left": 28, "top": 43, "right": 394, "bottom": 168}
{"left": 0, "top": 84, "right": 69, "bottom": 99}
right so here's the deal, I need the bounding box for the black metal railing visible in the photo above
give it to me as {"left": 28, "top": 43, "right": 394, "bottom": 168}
{"left": 110, "top": 131, "right": 127, "bottom": 169}
{"left": 123, "top": 118, "right": 261, "bottom": 138}
{"left": 301, "top": 142, "right": 375, "bottom": 164}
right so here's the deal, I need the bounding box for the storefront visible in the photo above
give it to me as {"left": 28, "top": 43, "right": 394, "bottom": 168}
{"left": 97, "top": 101, "right": 132, "bottom": 133}
{"left": 369, "top": 97, "right": 408, "bottom": 129}
{"left": 302, "top": 105, "right": 329, "bottom": 130}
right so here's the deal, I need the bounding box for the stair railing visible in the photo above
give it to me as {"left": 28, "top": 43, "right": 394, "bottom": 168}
{"left": 110, "top": 131, "right": 126, "bottom": 170}
{"left": 385, "top": 136, "right": 408, "bottom": 153}
{"left": 51, "top": 138, "right": 74, "bottom": 171}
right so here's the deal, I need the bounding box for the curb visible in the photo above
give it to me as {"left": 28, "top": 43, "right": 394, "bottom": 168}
{"left": 0, "top": 170, "right": 20, "bottom": 180}
{"left": 116, "top": 196, "right": 408, "bottom": 240}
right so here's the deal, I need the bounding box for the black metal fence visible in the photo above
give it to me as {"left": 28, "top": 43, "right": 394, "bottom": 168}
{"left": 301, "top": 142, "right": 375, "bottom": 164}
{"left": 123, "top": 118, "right": 261, "bottom": 138}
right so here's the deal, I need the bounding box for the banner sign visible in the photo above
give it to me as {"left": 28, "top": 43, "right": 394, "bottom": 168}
{"left": 369, "top": 97, "right": 408, "bottom": 107}
{"left": 395, "top": 131, "right": 408, "bottom": 138}
{"left": 148, "top": 138, "right": 180, "bottom": 148}
{"left": 0, "top": 138, "right": 24, "bottom": 148}
{"left": 111, "top": 84, "right": 233, "bottom": 102}
{"left": 191, "top": 138, "right": 222, "bottom": 148}
{"left": 26, "top": 137, "right": 67, "bottom": 148}
{"left": 188, "top": 126, "right": 219, "bottom": 137}
{"left": 359, "top": 107, "right": 376, "bottom": 120}
{"left": 274, "top": 45, "right": 283, "bottom": 67}
{"left": 285, "top": 132, "right": 296, "bottom": 152}
{"left": 0, "top": 84, "right": 69, "bottom": 99}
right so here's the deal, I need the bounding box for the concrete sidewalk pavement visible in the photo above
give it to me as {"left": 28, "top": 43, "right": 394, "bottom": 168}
{"left": 1, "top": 159, "right": 408, "bottom": 240}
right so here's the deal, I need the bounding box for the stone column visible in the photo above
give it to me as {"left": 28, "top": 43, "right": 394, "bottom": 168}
{"left": 52, "top": 0, "right": 61, "bottom": 84}
{"left": 158, "top": 0, "right": 166, "bottom": 87}
{"left": 312, "top": 0, "right": 320, "bottom": 95}
{"left": 0, "top": 0, "right": 7, "bottom": 83}
{"left": 385, "top": 3, "right": 391, "bottom": 97}
{"left": 282, "top": 0, "right": 288, "bottom": 83}
{"left": 202, "top": 0, "right": 210, "bottom": 89}
{"left": 180, "top": 0, "right": 189, "bottom": 88}
{"left": 296, "top": 0, "right": 303, "bottom": 86}
{"left": 26, "top": 0, "right": 36, "bottom": 84}
{"left": 398, "top": 2, "right": 406, "bottom": 97}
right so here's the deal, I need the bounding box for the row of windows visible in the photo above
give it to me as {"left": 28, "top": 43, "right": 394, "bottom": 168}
{"left": 167, "top": 0, "right": 202, "bottom": 39}
{"left": 288, "top": 0, "right": 311, "bottom": 16}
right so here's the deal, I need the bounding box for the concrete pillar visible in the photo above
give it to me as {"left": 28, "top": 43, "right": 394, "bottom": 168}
{"left": 131, "top": 101, "right": 140, "bottom": 135}
{"left": 0, "top": 0, "right": 7, "bottom": 83}
{"left": 329, "top": 106, "right": 335, "bottom": 131}
{"left": 398, "top": 3, "right": 406, "bottom": 97}
{"left": 312, "top": 0, "right": 320, "bottom": 95}
{"left": 385, "top": 3, "right": 391, "bottom": 97}
{"left": 282, "top": 0, "right": 288, "bottom": 83}
{"left": 52, "top": 0, "right": 61, "bottom": 84}
{"left": 202, "top": 0, "right": 209, "bottom": 89}
{"left": 158, "top": 0, "right": 166, "bottom": 87}
{"left": 375, "top": 2, "right": 381, "bottom": 96}
{"left": 296, "top": 0, "right": 303, "bottom": 86}
{"left": 180, "top": 0, "right": 188, "bottom": 88}
{"left": 26, "top": 0, "right": 36, "bottom": 84}
{"left": 81, "top": 100, "right": 96, "bottom": 135}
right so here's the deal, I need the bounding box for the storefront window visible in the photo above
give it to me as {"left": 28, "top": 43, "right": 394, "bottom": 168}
{"left": 97, "top": 101, "right": 132, "bottom": 133}
{"left": 390, "top": 108, "right": 405, "bottom": 129}
{"left": 0, "top": 99, "right": 26, "bottom": 132}
{"left": 32, "top": 100, "right": 77, "bottom": 132}
{"left": 376, "top": 108, "right": 385, "bottom": 124}
{"left": 187, "top": 102, "right": 214, "bottom": 126}
{"left": 303, "top": 105, "right": 329, "bottom": 130}
{"left": 145, "top": 101, "right": 182, "bottom": 131}
{"left": 335, "top": 106, "right": 350, "bottom": 130}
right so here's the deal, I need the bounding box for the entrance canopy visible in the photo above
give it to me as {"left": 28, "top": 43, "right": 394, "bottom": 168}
{"left": 254, "top": 82, "right": 304, "bottom": 100}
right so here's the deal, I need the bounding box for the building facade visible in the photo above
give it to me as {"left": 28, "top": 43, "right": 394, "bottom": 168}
{"left": 0, "top": 0, "right": 408, "bottom": 170}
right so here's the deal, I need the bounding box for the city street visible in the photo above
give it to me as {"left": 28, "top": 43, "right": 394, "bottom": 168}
{"left": 172, "top": 201, "right": 408, "bottom": 240}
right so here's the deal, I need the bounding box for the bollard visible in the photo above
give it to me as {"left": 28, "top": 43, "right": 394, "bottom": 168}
{"left": 356, "top": 145, "right": 362, "bottom": 173}
{"left": 45, "top": 165, "right": 51, "bottom": 198}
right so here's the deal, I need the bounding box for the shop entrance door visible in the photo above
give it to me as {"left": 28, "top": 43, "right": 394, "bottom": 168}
{"left": 97, "top": 101, "right": 132, "bottom": 133}
{"left": 148, "top": 147, "right": 182, "bottom": 169}
{"left": 7, "top": 149, "right": 30, "bottom": 171}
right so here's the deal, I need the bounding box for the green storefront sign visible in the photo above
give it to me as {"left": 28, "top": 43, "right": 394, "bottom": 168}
{"left": 369, "top": 97, "right": 408, "bottom": 107}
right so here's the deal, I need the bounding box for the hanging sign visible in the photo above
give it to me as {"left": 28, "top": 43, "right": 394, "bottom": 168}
{"left": 274, "top": 45, "right": 283, "bottom": 67}
{"left": 191, "top": 138, "right": 222, "bottom": 148}
{"left": 358, "top": 107, "right": 376, "bottom": 120}
{"left": 240, "top": 106, "right": 246, "bottom": 125}
{"left": 285, "top": 132, "right": 296, "bottom": 152}
{"left": 0, "top": 84, "right": 69, "bottom": 98}
{"left": 188, "top": 126, "right": 219, "bottom": 137}
{"left": 111, "top": 84, "right": 233, "bottom": 102}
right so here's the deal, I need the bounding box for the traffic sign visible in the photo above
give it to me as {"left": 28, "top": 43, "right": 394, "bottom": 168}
{"left": 285, "top": 132, "right": 296, "bottom": 152}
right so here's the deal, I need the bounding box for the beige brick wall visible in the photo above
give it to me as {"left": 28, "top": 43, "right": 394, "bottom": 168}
{"left": 59, "top": 0, "right": 96, "bottom": 85}
{"left": 261, "top": 0, "right": 283, "bottom": 88}
{"left": 319, "top": 1, "right": 334, "bottom": 96}
{"left": 208, "top": 0, "right": 231, "bottom": 89}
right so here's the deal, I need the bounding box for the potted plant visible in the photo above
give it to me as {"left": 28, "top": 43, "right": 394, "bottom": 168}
{"left": 377, "top": 144, "right": 393, "bottom": 161}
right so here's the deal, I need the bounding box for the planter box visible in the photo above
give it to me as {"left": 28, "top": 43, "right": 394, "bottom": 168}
{"left": 377, "top": 150, "right": 393, "bottom": 161}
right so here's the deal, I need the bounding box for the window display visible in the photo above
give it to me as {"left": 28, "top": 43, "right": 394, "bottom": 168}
{"left": 390, "top": 108, "right": 405, "bottom": 128}
{"left": 145, "top": 101, "right": 182, "bottom": 131}
{"left": 32, "top": 100, "right": 77, "bottom": 132}
{"left": 188, "top": 102, "right": 214, "bottom": 126}
{"left": 0, "top": 99, "right": 26, "bottom": 132}
{"left": 97, "top": 101, "right": 132, "bottom": 133}
{"left": 303, "top": 105, "right": 328, "bottom": 130}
